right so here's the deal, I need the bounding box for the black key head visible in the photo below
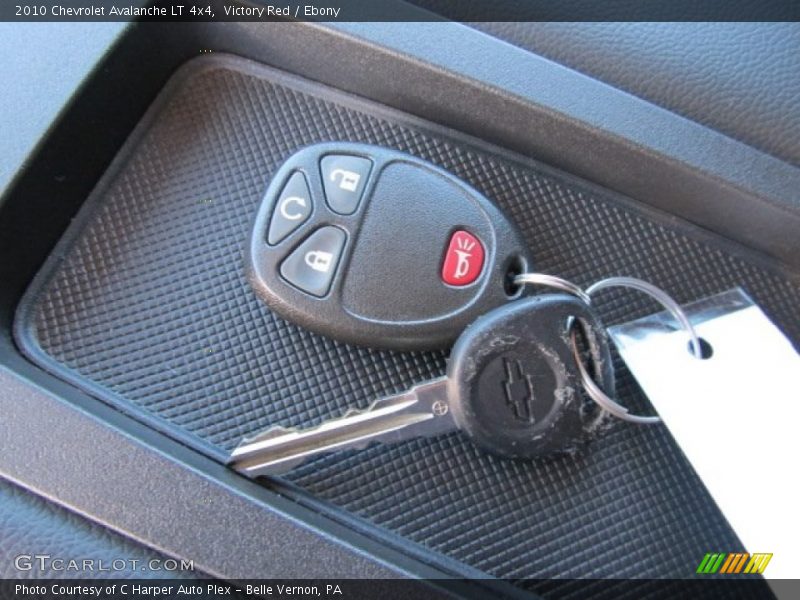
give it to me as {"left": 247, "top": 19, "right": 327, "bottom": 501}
{"left": 447, "top": 294, "right": 614, "bottom": 458}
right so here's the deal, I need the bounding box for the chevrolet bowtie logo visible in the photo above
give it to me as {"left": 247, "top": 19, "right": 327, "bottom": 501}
{"left": 502, "top": 358, "right": 536, "bottom": 423}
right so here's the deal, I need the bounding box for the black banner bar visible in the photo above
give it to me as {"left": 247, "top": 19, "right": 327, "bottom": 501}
{"left": 1, "top": 0, "right": 799, "bottom": 22}
{"left": 0, "top": 578, "right": 788, "bottom": 600}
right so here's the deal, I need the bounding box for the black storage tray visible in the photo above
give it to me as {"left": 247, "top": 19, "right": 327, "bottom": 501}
{"left": 13, "top": 54, "right": 800, "bottom": 587}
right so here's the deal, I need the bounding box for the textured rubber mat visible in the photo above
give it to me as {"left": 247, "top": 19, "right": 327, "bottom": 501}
{"left": 16, "top": 55, "right": 800, "bottom": 587}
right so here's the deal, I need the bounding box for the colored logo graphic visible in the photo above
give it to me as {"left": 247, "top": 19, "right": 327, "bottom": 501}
{"left": 696, "top": 552, "right": 773, "bottom": 574}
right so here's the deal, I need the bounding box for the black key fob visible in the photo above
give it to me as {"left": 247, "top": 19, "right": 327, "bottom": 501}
{"left": 246, "top": 143, "right": 533, "bottom": 350}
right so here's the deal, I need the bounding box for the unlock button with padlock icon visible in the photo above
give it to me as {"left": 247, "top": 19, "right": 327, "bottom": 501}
{"left": 320, "top": 155, "right": 372, "bottom": 215}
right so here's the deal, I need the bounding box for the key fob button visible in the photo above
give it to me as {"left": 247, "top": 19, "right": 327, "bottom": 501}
{"left": 320, "top": 155, "right": 372, "bottom": 215}
{"left": 280, "top": 226, "right": 346, "bottom": 297}
{"left": 268, "top": 171, "right": 313, "bottom": 245}
{"left": 442, "top": 230, "right": 484, "bottom": 286}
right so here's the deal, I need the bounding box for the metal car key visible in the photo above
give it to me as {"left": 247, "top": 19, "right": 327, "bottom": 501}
{"left": 247, "top": 142, "right": 533, "bottom": 350}
{"left": 229, "top": 294, "right": 614, "bottom": 477}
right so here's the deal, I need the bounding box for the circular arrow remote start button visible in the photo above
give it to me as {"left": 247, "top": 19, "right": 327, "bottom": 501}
{"left": 442, "top": 230, "right": 484, "bottom": 286}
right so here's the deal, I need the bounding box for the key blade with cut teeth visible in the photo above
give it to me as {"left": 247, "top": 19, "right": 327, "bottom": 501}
{"left": 229, "top": 377, "right": 454, "bottom": 477}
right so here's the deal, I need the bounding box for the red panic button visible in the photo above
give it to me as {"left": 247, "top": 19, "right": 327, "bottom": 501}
{"left": 441, "top": 230, "right": 485, "bottom": 286}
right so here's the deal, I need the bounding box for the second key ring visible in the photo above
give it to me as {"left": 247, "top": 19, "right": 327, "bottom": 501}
{"left": 513, "top": 273, "right": 704, "bottom": 424}
{"left": 575, "top": 276, "right": 705, "bottom": 424}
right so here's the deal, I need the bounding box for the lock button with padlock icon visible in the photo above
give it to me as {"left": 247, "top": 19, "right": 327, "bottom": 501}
{"left": 304, "top": 249, "right": 334, "bottom": 273}
{"left": 320, "top": 155, "right": 372, "bottom": 215}
{"left": 279, "top": 226, "right": 347, "bottom": 297}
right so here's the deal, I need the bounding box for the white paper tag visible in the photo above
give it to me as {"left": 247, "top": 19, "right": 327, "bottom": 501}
{"left": 609, "top": 288, "right": 799, "bottom": 581}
